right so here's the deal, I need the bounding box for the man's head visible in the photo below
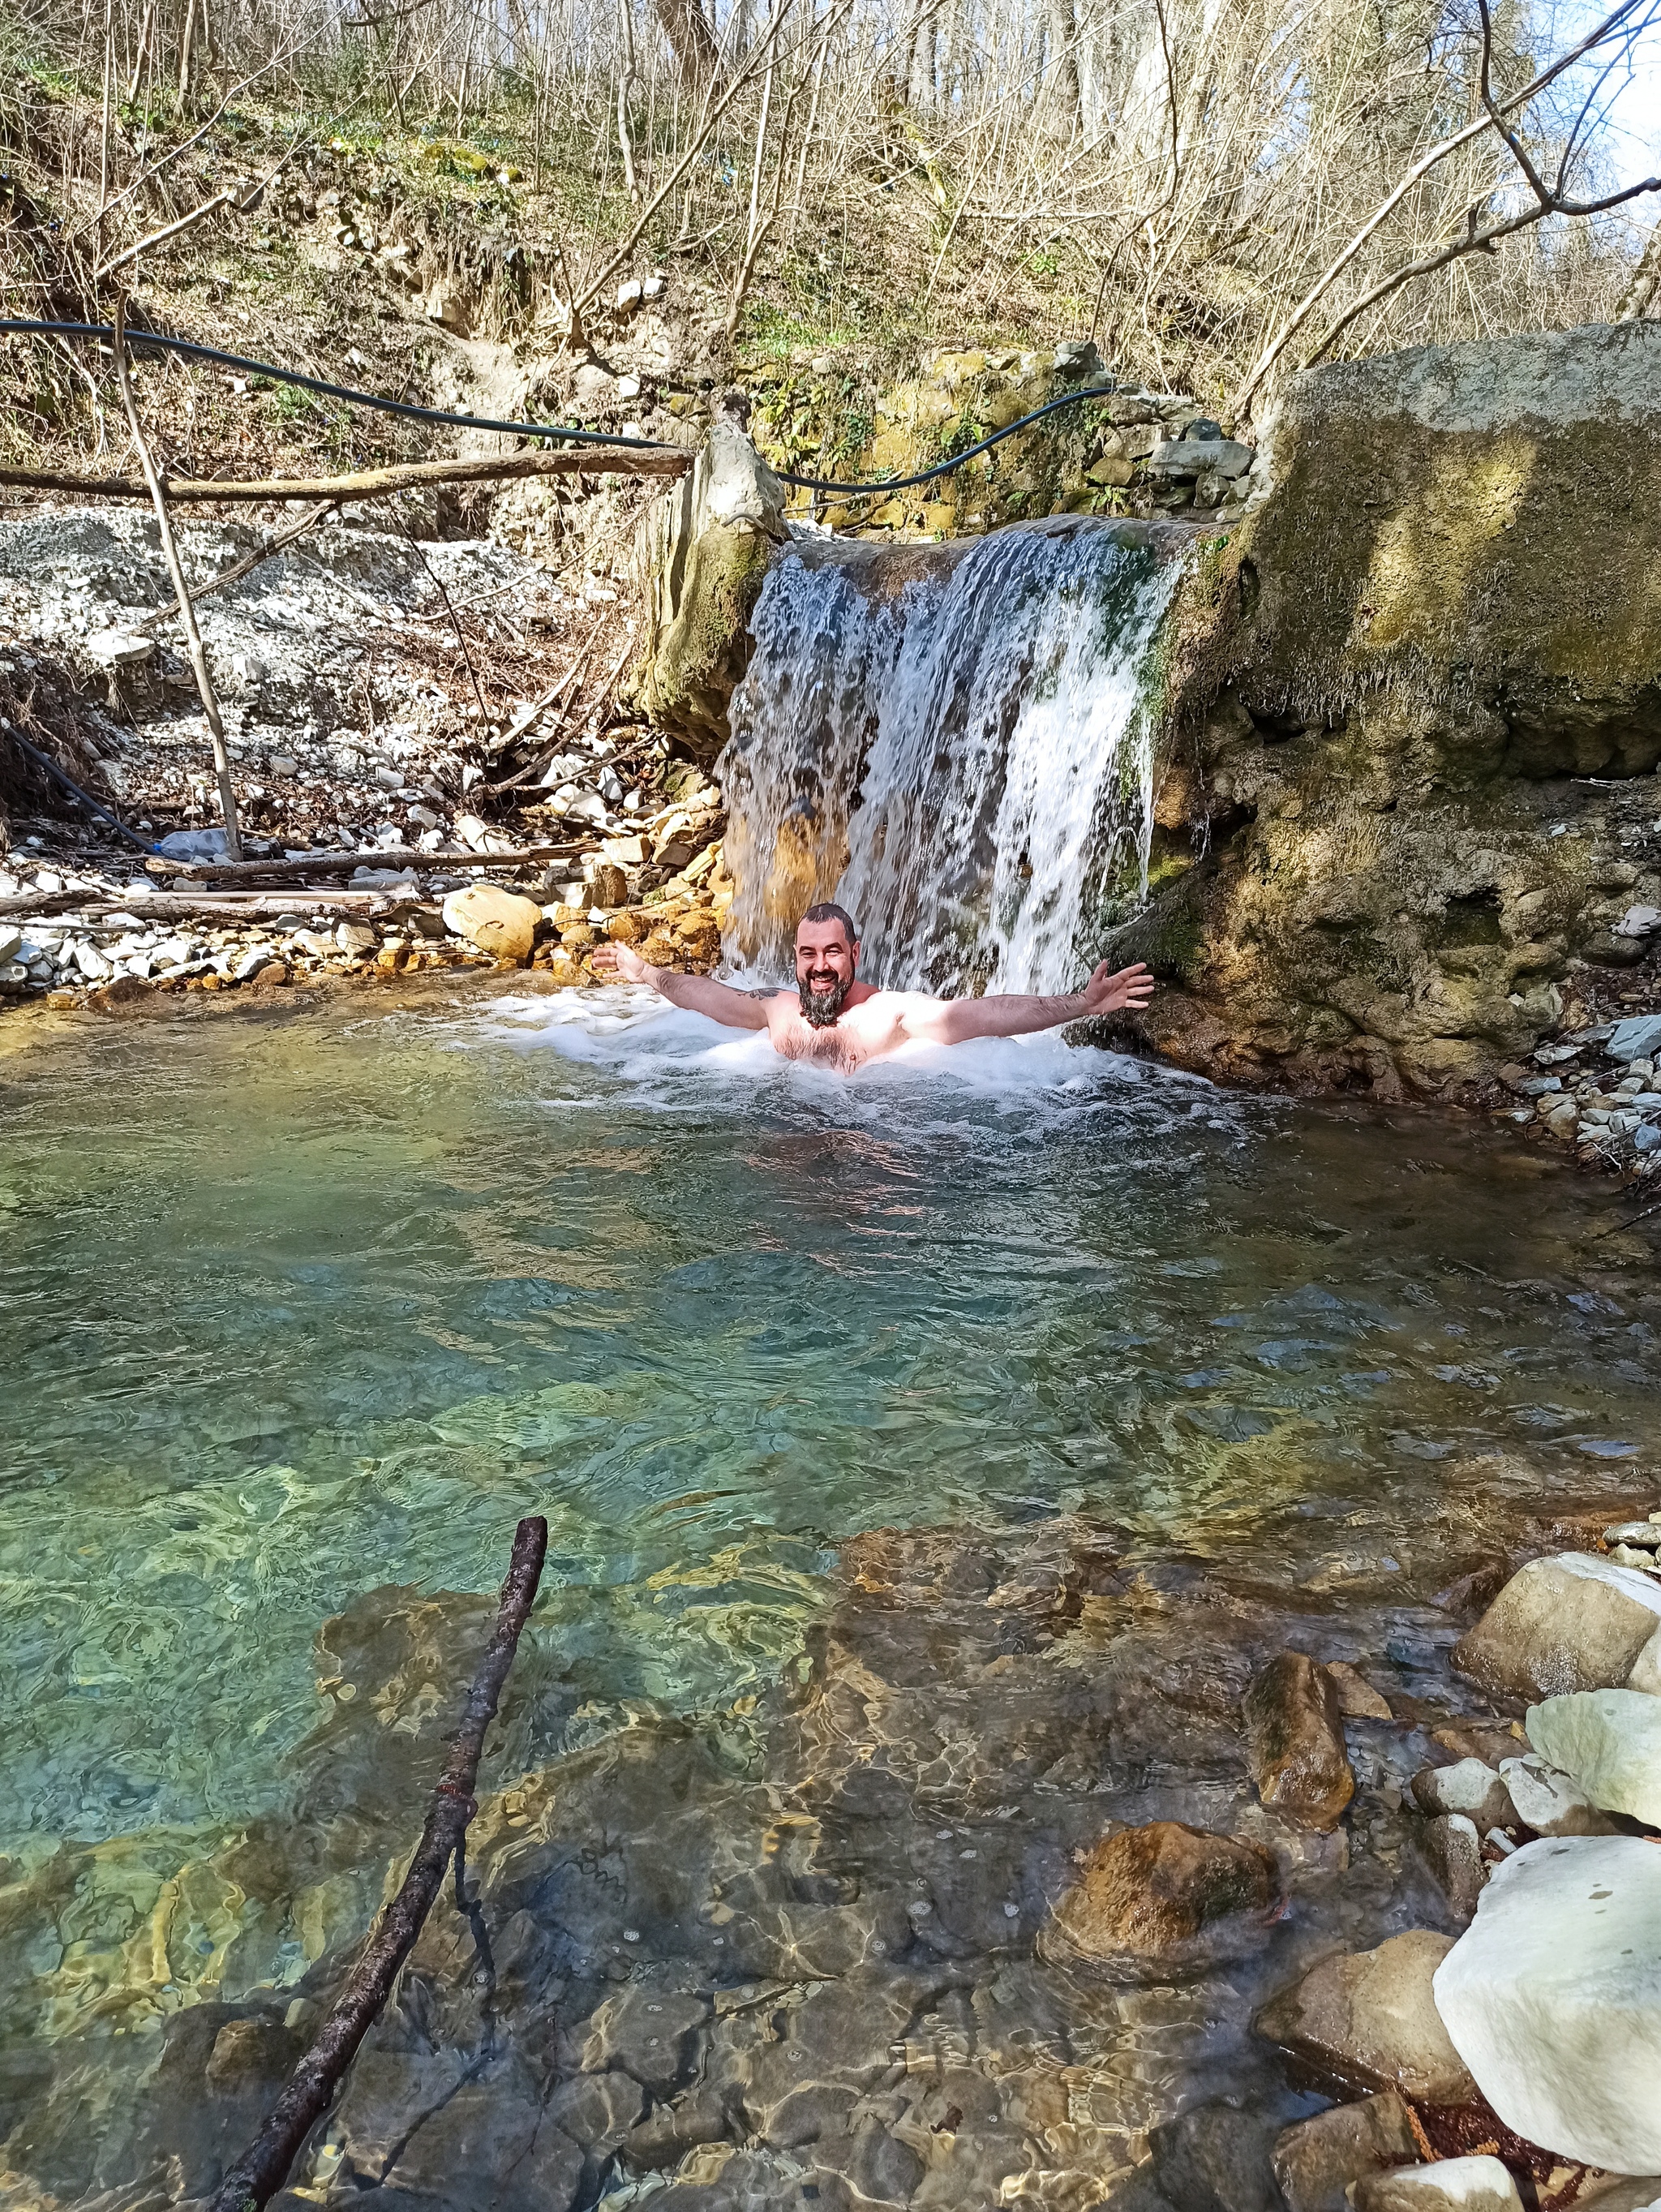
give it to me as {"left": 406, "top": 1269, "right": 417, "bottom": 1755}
{"left": 795, "top": 903, "right": 860, "bottom": 1027}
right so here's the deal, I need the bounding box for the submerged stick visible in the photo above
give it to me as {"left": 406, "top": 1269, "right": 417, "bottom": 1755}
{"left": 207, "top": 1515, "right": 549, "bottom": 2212}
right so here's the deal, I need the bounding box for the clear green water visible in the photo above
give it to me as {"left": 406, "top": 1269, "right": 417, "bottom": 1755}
{"left": 2, "top": 981, "right": 1657, "bottom": 1875}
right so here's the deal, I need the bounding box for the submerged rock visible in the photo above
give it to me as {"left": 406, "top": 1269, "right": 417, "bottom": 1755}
{"left": 1040, "top": 1820, "right": 1278, "bottom": 1977}
{"left": 1432, "top": 1835, "right": 1661, "bottom": 2173}
{"left": 1354, "top": 2155, "right": 1524, "bottom": 2210}
{"left": 1327, "top": 1661, "right": 1395, "bottom": 1720}
{"left": 1417, "top": 1814, "right": 1487, "bottom": 1922}
{"left": 1257, "top": 1931, "right": 1477, "bottom": 2102}
{"left": 1243, "top": 1653, "right": 1355, "bottom": 1832}
{"left": 1452, "top": 1554, "right": 1661, "bottom": 1702}
{"left": 1271, "top": 2090, "right": 1422, "bottom": 2212}
{"left": 1143, "top": 2101, "right": 1283, "bottom": 2212}
{"left": 1525, "top": 1690, "right": 1661, "bottom": 1826}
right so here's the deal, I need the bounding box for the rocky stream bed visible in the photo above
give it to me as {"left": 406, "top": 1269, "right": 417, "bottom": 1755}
{"left": 4, "top": 1481, "right": 1661, "bottom": 2212}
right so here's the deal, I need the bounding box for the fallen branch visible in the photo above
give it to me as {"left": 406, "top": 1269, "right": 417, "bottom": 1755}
{"left": 0, "top": 449, "right": 693, "bottom": 504}
{"left": 147, "top": 840, "right": 586, "bottom": 883}
{"left": 0, "top": 889, "right": 90, "bottom": 920}
{"left": 207, "top": 1515, "right": 548, "bottom": 2212}
{"left": 137, "top": 499, "right": 341, "bottom": 631}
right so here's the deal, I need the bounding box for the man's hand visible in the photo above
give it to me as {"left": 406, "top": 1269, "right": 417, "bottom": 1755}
{"left": 1079, "top": 960, "right": 1155, "bottom": 1016}
{"left": 590, "top": 941, "right": 649, "bottom": 982}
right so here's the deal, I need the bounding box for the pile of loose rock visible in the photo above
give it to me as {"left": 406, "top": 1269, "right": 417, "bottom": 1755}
{"left": 1498, "top": 1012, "right": 1661, "bottom": 1175}
{"left": 0, "top": 821, "right": 728, "bottom": 1012}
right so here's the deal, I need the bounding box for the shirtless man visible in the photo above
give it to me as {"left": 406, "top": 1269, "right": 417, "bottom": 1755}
{"left": 590, "top": 900, "right": 1155, "bottom": 1073}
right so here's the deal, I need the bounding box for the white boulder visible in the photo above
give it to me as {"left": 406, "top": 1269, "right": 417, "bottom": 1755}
{"left": 1526, "top": 1690, "right": 1661, "bottom": 1827}
{"left": 1412, "top": 1759, "right": 1516, "bottom": 1828}
{"left": 1355, "top": 2155, "right": 1523, "bottom": 2210}
{"left": 1432, "top": 1836, "right": 1661, "bottom": 2173}
{"left": 1453, "top": 1553, "right": 1661, "bottom": 1700}
{"left": 1500, "top": 1752, "right": 1621, "bottom": 1836}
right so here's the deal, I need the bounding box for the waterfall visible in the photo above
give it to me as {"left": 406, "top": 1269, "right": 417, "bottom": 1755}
{"left": 719, "top": 517, "right": 1187, "bottom": 995}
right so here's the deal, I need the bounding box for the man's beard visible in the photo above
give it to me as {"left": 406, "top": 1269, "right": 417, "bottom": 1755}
{"left": 799, "top": 971, "right": 852, "bottom": 1028}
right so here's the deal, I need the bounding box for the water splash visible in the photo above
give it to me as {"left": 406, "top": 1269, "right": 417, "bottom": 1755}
{"left": 721, "top": 518, "right": 1188, "bottom": 992}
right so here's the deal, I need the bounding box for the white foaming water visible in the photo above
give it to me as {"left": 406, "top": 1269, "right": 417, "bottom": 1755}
{"left": 474, "top": 987, "right": 1244, "bottom": 1153}
{"left": 720, "top": 518, "right": 1187, "bottom": 993}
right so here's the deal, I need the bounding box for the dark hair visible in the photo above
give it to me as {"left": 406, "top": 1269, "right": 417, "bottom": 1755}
{"left": 800, "top": 901, "right": 859, "bottom": 947}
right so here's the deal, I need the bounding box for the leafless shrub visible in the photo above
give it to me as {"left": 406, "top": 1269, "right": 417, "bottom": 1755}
{"left": 2, "top": 0, "right": 1658, "bottom": 426}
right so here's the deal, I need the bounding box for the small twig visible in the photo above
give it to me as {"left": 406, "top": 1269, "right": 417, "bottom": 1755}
{"left": 111, "top": 296, "right": 241, "bottom": 861}
{"left": 206, "top": 1516, "right": 548, "bottom": 2212}
{"left": 390, "top": 513, "right": 490, "bottom": 722}
{"left": 96, "top": 191, "right": 234, "bottom": 281}
{"left": 137, "top": 500, "right": 340, "bottom": 632}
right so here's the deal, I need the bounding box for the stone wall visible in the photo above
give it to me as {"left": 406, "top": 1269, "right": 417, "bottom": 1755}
{"left": 1110, "top": 320, "right": 1661, "bottom": 1103}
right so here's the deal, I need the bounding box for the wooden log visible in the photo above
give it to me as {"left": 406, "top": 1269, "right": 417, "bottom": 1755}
{"left": 146, "top": 841, "right": 586, "bottom": 883}
{"left": 0, "top": 448, "right": 692, "bottom": 504}
{"left": 207, "top": 1516, "right": 549, "bottom": 2212}
{"left": 3, "top": 891, "right": 423, "bottom": 923}
{"left": 0, "top": 889, "right": 89, "bottom": 920}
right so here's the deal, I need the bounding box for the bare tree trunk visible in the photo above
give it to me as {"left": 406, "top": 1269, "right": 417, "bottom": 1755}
{"left": 177, "top": 0, "right": 196, "bottom": 106}
{"left": 652, "top": 0, "right": 720, "bottom": 81}
{"left": 110, "top": 297, "right": 241, "bottom": 860}
{"left": 97, "top": 0, "right": 114, "bottom": 258}
{"left": 127, "top": 0, "right": 153, "bottom": 99}
{"left": 727, "top": 37, "right": 777, "bottom": 334}
{"left": 1046, "top": 0, "right": 1080, "bottom": 129}
{"left": 617, "top": 0, "right": 642, "bottom": 202}
{"left": 908, "top": 9, "right": 937, "bottom": 111}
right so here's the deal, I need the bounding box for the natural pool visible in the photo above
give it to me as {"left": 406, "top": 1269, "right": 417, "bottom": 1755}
{"left": 2, "top": 979, "right": 1658, "bottom": 2205}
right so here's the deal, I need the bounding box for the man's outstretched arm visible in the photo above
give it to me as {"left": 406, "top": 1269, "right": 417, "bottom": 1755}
{"left": 591, "top": 939, "right": 772, "bottom": 1029}
{"left": 899, "top": 960, "right": 1155, "bottom": 1046}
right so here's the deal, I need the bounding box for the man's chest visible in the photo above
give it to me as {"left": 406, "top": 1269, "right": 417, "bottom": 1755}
{"left": 772, "top": 1011, "right": 891, "bottom": 1070}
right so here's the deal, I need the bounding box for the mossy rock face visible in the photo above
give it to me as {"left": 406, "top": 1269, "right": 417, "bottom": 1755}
{"left": 745, "top": 349, "right": 1213, "bottom": 542}
{"left": 1110, "top": 323, "right": 1661, "bottom": 1102}
{"left": 1235, "top": 321, "right": 1661, "bottom": 772}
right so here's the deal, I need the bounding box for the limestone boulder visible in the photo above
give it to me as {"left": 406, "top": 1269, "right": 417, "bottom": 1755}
{"left": 1271, "top": 2091, "right": 1422, "bottom": 2212}
{"left": 1525, "top": 1690, "right": 1661, "bottom": 1826}
{"left": 1432, "top": 1835, "right": 1661, "bottom": 2172}
{"left": 441, "top": 883, "right": 542, "bottom": 962}
{"left": 1256, "top": 1931, "right": 1478, "bottom": 2103}
{"left": 629, "top": 418, "right": 789, "bottom": 758}
{"left": 1243, "top": 1652, "right": 1355, "bottom": 1832}
{"left": 1041, "top": 1819, "right": 1278, "bottom": 1977}
{"left": 1451, "top": 1554, "right": 1661, "bottom": 1702}
{"left": 1354, "top": 2156, "right": 1524, "bottom": 2211}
